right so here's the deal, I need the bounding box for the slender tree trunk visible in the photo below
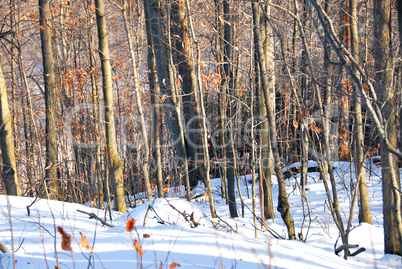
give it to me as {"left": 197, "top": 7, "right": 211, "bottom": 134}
{"left": 39, "top": 0, "right": 62, "bottom": 200}
{"left": 198, "top": 47, "right": 217, "bottom": 218}
{"left": 184, "top": 0, "right": 217, "bottom": 217}
{"left": 121, "top": 0, "right": 152, "bottom": 200}
{"left": 223, "top": 0, "right": 238, "bottom": 218}
{"left": 214, "top": 0, "right": 227, "bottom": 203}
{"left": 397, "top": 0, "right": 402, "bottom": 155}
{"left": 16, "top": 21, "right": 39, "bottom": 196}
{"left": 349, "top": 0, "right": 372, "bottom": 224}
{"left": 86, "top": 5, "right": 104, "bottom": 209}
{"left": 338, "top": 0, "right": 350, "bottom": 162}
{"left": 95, "top": 0, "right": 127, "bottom": 213}
{"left": 291, "top": 17, "right": 298, "bottom": 165}
{"left": 256, "top": 0, "right": 274, "bottom": 220}
{"left": 295, "top": 0, "right": 348, "bottom": 248}
{"left": 253, "top": 0, "right": 295, "bottom": 239}
{"left": 0, "top": 51, "right": 20, "bottom": 196}
{"left": 300, "top": 1, "right": 309, "bottom": 191}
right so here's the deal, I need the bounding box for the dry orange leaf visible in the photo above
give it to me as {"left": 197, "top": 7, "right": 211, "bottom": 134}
{"left": 143, "top": 234, "right": 150, "bottom": 238}
{"left": 57, "top": 226, "right": 72, "bottom": 251}
{"left": 126, "top": 218, "right": 136, "bottom": 232}
{"left": 293, "top": 120, "right": 298, "bottom": 129}
{"left": 134, "top": 239, "right": 144, "bottom": 257}
{"left": 79, "top": 232, "right": 93, "bottom": 251}
{"left": 362, "top": 83, "right": 369, "bottom": 90}
{"left": 170, "top": 262, "right": 181, "bottom": 269}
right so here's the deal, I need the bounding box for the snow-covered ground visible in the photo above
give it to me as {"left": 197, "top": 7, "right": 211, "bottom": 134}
{"left": 0, "top": 159, "right": 401, "bottom": 268}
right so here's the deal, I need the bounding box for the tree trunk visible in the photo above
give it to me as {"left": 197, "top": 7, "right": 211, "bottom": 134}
{"left": 253, "top": 1, "right": 295, "bottom": 239}
{"left": 95, "top": 0, "right": 127, "bottom": 213}
{"left": 121, "top": 0, "right": 152, "bottom": 200}
{"left": 39, "top": 0, "right": 62, "bottom": 200}
{"left": 256, "top": 0, "right": 275, "bottom": 220}
{"left": 374, "top": 0, "right": 401, "bottom": 255}
{"left": 0, "top": 51, "right": 20, "bottom": 196}
{"left": 398, "top": 0, "right": 402, "bottom": 155}
{"left": 86, "top": 5, "right": 104, "bottom": 209}
{"left": 147, "top": 0, "right": 191, "bottom": 201}
{"left": 300, "top": 1, "right": 309, "bottom": 191}
{"left": 349, "top": 0, "right": 372, "bottom": 224}
{"left": 214, "top": 0, "right": 227, "bottom": 203}
{"left": 222, "top": 0, "right": 238, "bottom": 218}
{"left": 144, "top": 0, "right": 164, "bottom": 198}
{"left": 171, "top": 0, "right": 202, "bottom": 189}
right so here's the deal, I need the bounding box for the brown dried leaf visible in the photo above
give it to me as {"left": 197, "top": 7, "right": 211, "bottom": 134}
{"left": 57, "top": 227, "right": 72, "bottom": 251}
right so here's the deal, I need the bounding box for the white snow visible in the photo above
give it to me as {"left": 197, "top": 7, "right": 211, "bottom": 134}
{"left": 0, "top": 160, "right": 401, "bottom": 268}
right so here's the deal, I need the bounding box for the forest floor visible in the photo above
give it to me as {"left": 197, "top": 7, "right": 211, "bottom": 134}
{"left": 0, "top": 158, "right": 401, "bottom": 268}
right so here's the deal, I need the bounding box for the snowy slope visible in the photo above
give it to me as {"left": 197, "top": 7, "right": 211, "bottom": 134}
{"left": 0, "top": 160, "right": 401, "bottom": 268}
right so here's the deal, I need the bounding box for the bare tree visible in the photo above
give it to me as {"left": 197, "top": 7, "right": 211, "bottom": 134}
{"left": 222, "top": 0, "right": 238, "bottom": 218}
{"left": 144, "top": 0, "right": 164, "bottom": 198}
{"left": 0, "top": 50, "right": 20, "bottom": 196}
{"left": 349, "top": 0, "right": 371, "bottom": 224}
{"left": 39, "top": 0, "right": 62, "bottom": 200}
{"left": 373, "top": 0, "right": 400, "bottom": 255}
{"left": 255, "top": 0, "right": 275, "bottom": 221}
{"left": 253, "top": 0, "right": 295, "bottom": 240}
{"left": 95, "top": 0, "right": 127, "bottom": 213}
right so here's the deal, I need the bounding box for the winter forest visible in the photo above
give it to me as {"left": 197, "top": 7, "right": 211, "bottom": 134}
{"left": 1, "top": 0, "right": 402, "bottom": 267}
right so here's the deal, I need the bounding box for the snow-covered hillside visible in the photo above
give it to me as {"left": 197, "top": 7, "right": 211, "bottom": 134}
{"left": 0, "top": 160, "right": 401, "bottom": 268}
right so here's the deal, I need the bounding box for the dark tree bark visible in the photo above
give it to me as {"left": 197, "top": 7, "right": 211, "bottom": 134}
{"left": 214, "top": 0, "right": 228, "bottom": 203}
{"left": 171, "top": 0, "right": 202, "bottom": 188}
{"left": 147, "top": 0, "right": 192, "bottom": 200}
{"left": 222, "top": 0, "right": 238, "bottom": 218}
{"left": 86, "top": 4, "right": 104, "bottom": 209}
{"left": 144, "top": 0, "right": 164, "bottom": 198}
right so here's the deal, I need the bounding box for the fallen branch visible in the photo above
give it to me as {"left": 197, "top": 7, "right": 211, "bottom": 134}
{"left": 244, "top": 204, "right": 283, "bottom": 239}
{"left": 335, "top": 244, "right": 359, "bottom": 256}
{"left": 147, "top": 205, "right": 172, "bottom": 225}
{"left": 349, "top": 247, "right": 366, "bottom": 257}
{"left": 77, "top": 210, "right": 114, "bottom": 228}
{"left": 166, "top": 200, "right": 199, "bottom": 228}
{"left": 215, "top": 214, "right": 237, "bottom": 233}
{"left": 0, "top": 241, "right": 10, "bottom": 253}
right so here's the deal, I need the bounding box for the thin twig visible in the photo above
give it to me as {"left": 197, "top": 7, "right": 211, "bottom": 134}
{"left": 26, "top": 197, "right": 38, "bottom": 217}
{"left": 77, "top": 210, "right": 114, "bottom": 228}
{"left": 244, "top": 204, "right": 284, "bottom": 240}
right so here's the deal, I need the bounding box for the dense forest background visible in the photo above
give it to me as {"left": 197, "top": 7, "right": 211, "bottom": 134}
{"left": 1, "top": 0, "right": 402, "bottom": 257}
